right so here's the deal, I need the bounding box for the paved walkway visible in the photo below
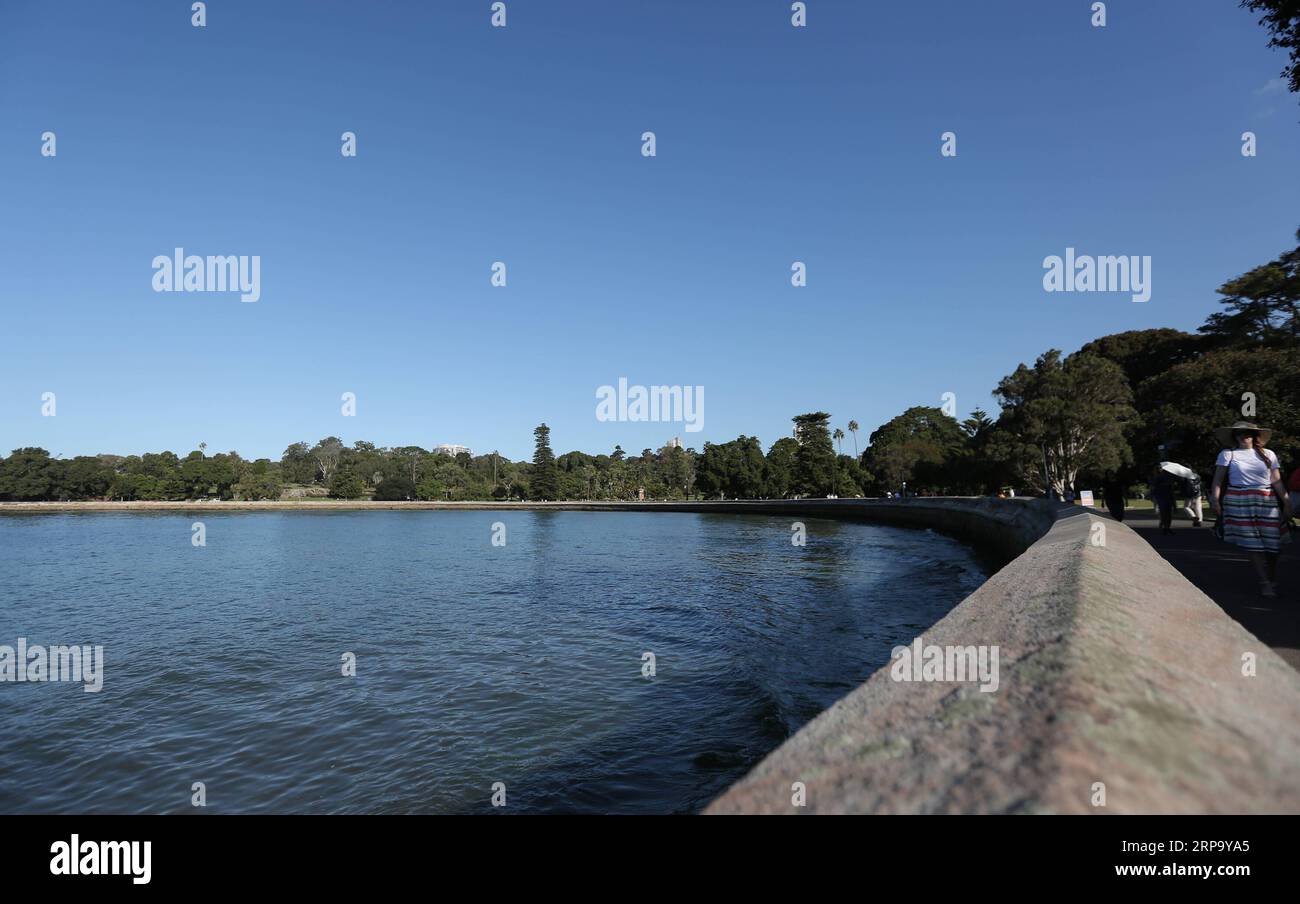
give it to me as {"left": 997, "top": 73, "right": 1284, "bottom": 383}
{"left": 1124, "top": 509, "right": 1300, "bottom": 670}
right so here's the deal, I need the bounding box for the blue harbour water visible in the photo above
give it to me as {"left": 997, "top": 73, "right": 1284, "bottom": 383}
{"left": 0, "top": 511, "right": 988, "bottom": 814}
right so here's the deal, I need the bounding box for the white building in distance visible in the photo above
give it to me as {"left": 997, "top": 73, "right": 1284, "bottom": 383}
{"left": 434, "top": 443, "right": 472, "bottom": 457}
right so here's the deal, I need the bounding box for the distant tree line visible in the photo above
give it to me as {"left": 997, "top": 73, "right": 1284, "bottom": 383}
{"left": 0, "top": 430, "right": 706, "bottom": 503}
{"left": 3, "top": 228, "right": 1297, "bottom": 502}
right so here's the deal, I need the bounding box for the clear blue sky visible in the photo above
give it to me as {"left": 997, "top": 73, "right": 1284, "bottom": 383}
{"left": 2, "top": 0, "right": 1297, "bottom": 462}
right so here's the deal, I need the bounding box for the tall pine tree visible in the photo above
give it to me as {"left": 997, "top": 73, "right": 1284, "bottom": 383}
{"left": 792, "top": 412, "right": 836, "bottom": 497}
{"left": 531, "top": 423, "right": 560, "bottom": 500}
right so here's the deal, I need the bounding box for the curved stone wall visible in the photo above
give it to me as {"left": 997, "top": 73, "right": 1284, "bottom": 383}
{"left": 702, "top": 498, "right": 1300, "bottom": 814}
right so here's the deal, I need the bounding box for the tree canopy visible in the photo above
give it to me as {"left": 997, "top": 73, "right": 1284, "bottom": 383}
{"left": 1242, "top": 0, "right": 1300, "bottom": 96}
{"left": 991, "top": 350, "right": 1137, "bottom": 495}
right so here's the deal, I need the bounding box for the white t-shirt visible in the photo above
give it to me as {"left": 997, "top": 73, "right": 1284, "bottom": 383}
{"left": 1216, "top": 448, "right": 1278, "bottom": 488}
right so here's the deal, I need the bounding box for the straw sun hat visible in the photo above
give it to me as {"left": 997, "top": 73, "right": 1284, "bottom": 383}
{"left": 1214, "top": 420, "right": 1272, "bottom": 449}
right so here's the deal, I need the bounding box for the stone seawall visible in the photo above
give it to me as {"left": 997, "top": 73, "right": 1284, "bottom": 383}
{"left": 702, "top": 499, "right": 1300, "bottom": 814}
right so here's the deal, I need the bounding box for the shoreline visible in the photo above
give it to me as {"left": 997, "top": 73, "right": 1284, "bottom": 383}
{"left": 0, "top": 499, "right": 754, "bottom": 513}
{"left": 3, "top": 498, "right": 979, "bottom": 514}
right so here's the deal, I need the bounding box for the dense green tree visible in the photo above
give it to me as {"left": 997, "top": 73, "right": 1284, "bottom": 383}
{"left": 696, "top": 436, "right": 765, "bottom": 499}
{"left": 347, "top": 441, "right": 386, "bottom": 489}
{"left": 991, "top": 350, "right": 1136, "bottom": 496}
{"left": 372, "top": 473, "right": 416, "bottom": 501}
{"left": 61, "top": 456, "right": 115, "bottom": 500}
{"left": 311, "top": 437, "right": 345, "bottom": 484}
{"left": 107, "top": 471, "right": 149, "bottom": 501}
{"left": 328, "top": 468, "right": 366, "bottom": 499}
{"left": 862, "top": 407, "right": 968, "bottom": 494}
{"left": 0, "top": 448, "right": 59, "bottom": 500}
{"left": 415, "top": 475, "right": 446, "bottom": 500}
{"left": 280, "top": 442, "right": 317, "bottom": 484}
{"left": 764, "top": 437, "right": 799, "bottom": 498}
{"left": 955, "top": 408, "right": 1009, "bottom": 494}
{"left": 390, "top": 446, "right": 427, "bottom": 486}
{"left": 1137, "top": 346, "right": 1300, "bottom": 471}
{"left": 1198, "top": 228, "right": 1300, "bottom": 348}
{"left": 693, "top": 442, "right": 727, "bottom": 499}
{"left": 234, "top": 470, "right": 282, "bottom": 501}
{"left": 137, "top": 451, "right": 185, "bottom": 498}
{"left": 792, "top": 412, "right": 836, "bottom": 497}
{"left": 658, "top": 444, "right": 695, "bottom": 498}
{"left": 834, "top": 454, "right": 866, "bottom": 496}
{"left": 530, "top": 424, "right": 560, "bottom": 500}
{"left": 180, "top": 451, "right": 239, "bottom": 499}
{"left": 1079, "top": 328, "right": 1204, "bottom": 388}
{"left": 961, "top": 408, "right": 994, "bottom": 442}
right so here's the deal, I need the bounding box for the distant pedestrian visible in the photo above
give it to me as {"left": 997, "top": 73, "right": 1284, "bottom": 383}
{"left": 1150, "top": 465, "right": 1178, "bottom": 534}
{"left": 1101, "top": 476, "right": 1126, "bottom": 522}
{"left": 1210, "top": 421, "right": 1293, "bottom": 598}
{"left": 1158, "top": 461, "right": 1203, "bottom": 526}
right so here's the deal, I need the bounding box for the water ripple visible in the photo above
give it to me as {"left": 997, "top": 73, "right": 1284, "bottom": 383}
{"left": 0, "top": 511, "right": 986, "bottom": 814}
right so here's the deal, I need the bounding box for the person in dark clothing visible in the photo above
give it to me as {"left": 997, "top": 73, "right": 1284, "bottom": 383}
{"left": 1150, "top": 465, "right": 1178, "bottom": 535}
{"left": 1159, "top": 461, "right": 1203, "bottom": 526}
{"left": 1102, "top": 477, "right": 1126, "bottom": 522}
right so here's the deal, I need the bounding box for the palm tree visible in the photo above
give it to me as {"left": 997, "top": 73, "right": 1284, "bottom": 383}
{"left": 833, "top": 428, "right": 845, "bottom": 455}
{"left": 847, "top": 421, "right": 859, "bottom": 459}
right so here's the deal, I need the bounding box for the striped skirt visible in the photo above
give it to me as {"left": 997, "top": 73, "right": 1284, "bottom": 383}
{"left": 1221, "top": 486, "right": 1283, "bottom": 552}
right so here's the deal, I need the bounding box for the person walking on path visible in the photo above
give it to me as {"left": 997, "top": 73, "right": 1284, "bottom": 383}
{"left": 1150, "top": 464, "right": 1178, "bottom": 534}
{"left": 1158, "top": 460, "right": 1203, "bottom": 526}
{"left": 1210, "top": 421, "right": 1293, "bottom": 598}
{"left": 1102, "top": 475, "right": 1126, "bottom": 522}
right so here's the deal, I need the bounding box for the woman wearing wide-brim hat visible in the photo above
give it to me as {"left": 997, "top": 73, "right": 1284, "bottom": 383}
{"left": 1210, "top": 421, "right": 1293, "bottom": 597}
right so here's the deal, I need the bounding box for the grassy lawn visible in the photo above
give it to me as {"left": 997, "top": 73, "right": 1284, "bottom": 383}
{"left": 1082, "top": 498, "right": 1207, "bottom": 512}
